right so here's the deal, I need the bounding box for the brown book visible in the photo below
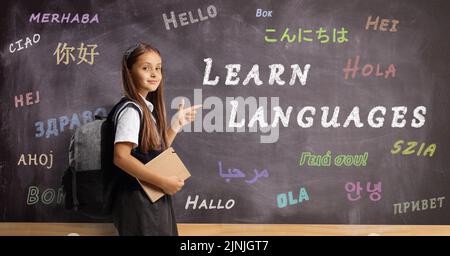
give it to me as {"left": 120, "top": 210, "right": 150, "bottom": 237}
{"left": 136, "top": 147, "right": 191, "bottom": 203}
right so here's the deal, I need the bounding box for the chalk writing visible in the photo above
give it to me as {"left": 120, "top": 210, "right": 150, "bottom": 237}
{"left": 365, "top": 15, "right": 399, "bottom": 32}
{"left": 203, "top": 58, "right": 311, "bottom": 86}
{"left": 162, "top": 5, "right": 217, "bottom": 30}
{"left": 53, "top": 42, "right": 99, "bottom": 65}
{"left": 29, "top": 13, "right": 99, "bottom": 24}
{"left": 26, "top": 186, "right": 65, "bottom": 205}
{"left": 276, "top": 187, "right": 309, "bottom": 208}
{"left": 299, "top": 151, "right": 368, "bottom": 167}
{"left": 185, "top": 195, "right": 235, "bottom": 210}
{"left": 256, "top": 9, "right": 272, "bottom": 18}
{"left": 343, "top": 55, "right": 396, "bottom": 79}
{"left": 34, "top": 107, "right": 107, "bottom": 138}
{"left": 393, "top": 197, "right": 445, "bottom": 215}
{"left": 14, "top": 90, "right": 40, "bottom": 108}
{"left": 229, "top": 102, "right": 426, "bottom": 129}
{"left": 391, "top": 140, "right": 436, "bottom": 157}
{"left": 345, "top": 181, "right": 382, "bottom": 201}
{"left": 170, "top": 89, "right": 428, "bottom": 144}
{"left": 218, "top": 161, "right": 269, "bottom": 184}
{"left": 9, "top": 34, "right": 40, "bottom": 54}
{"left": 265, "top": 27, "right": 349, "bottom": 44}
{"left": 17, "top": 151, "right": 53, "bottom": 169}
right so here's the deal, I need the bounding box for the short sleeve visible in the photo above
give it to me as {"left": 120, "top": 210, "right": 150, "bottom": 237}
{"left": 114, "top": 107, "right": 141, "bottom": 148}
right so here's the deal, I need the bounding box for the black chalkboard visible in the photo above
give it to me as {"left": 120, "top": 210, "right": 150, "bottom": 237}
{"left": 1, "top": 0, "right": 450, "bottom": 224}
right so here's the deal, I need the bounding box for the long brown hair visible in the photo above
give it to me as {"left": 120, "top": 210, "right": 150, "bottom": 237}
{"left": 121, "top": 43, "right": 168, "bottom": 152}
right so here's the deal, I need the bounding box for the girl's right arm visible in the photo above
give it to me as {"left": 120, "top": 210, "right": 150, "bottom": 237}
{"left": 113, "top": 142, "right": 184, "bottom": 195}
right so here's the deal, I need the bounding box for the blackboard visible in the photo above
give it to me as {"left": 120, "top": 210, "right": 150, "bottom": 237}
{"left": 1, "top": 0, "right": 450, "bottom": 224}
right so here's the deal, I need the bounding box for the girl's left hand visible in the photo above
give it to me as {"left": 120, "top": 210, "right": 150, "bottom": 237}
{"left": 171, "top": 98, "right": 202, "bottom": 132}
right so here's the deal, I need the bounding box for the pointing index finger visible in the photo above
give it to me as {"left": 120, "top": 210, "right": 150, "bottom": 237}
{"left": 189, "top": 104, "right": 203, "bottom": 110}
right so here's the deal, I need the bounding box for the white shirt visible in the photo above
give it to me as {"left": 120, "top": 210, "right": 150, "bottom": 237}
{"left": 114, "top": 95, "right": 154, "bottom": 148}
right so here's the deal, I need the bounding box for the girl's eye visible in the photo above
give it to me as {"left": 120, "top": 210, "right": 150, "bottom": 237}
{"left": 143, "top": 67, "right": 149, "bottom": 71}
{"left": 156, "top": 67, "right": 161, "bottom": 71}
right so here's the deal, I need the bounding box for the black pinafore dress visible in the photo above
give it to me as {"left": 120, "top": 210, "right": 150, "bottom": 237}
{"left": 110, "top": 100, "right": 178, "bottom": 236}
{"left": 112, "top": 148, "right": 178, "bottom": 236}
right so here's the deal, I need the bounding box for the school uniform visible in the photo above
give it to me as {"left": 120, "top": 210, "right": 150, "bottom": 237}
{"left": 112, "top": 95, "right": 178, "bottom": 236}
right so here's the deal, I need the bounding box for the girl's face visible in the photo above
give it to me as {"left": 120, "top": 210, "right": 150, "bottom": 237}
{"left": 130, "top": 51, "right": 162, "bottom": 96}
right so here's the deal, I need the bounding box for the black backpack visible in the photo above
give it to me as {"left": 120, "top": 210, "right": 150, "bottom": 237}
{"left": 62, "top": 97, "right": 143, "bottom": 220}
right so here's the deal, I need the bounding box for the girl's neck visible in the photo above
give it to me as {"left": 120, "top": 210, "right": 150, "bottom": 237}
{"left": 137, "top": 90, "right": 149, "bottom": 99}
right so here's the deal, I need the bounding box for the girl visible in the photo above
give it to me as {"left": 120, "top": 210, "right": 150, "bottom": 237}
{"left": 112, "top": 43, "right": 201, "bottom": 236}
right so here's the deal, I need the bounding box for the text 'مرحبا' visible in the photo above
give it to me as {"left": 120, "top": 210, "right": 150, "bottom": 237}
{"left": 218, "top": 161, "right": 269, "bottom": 184}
